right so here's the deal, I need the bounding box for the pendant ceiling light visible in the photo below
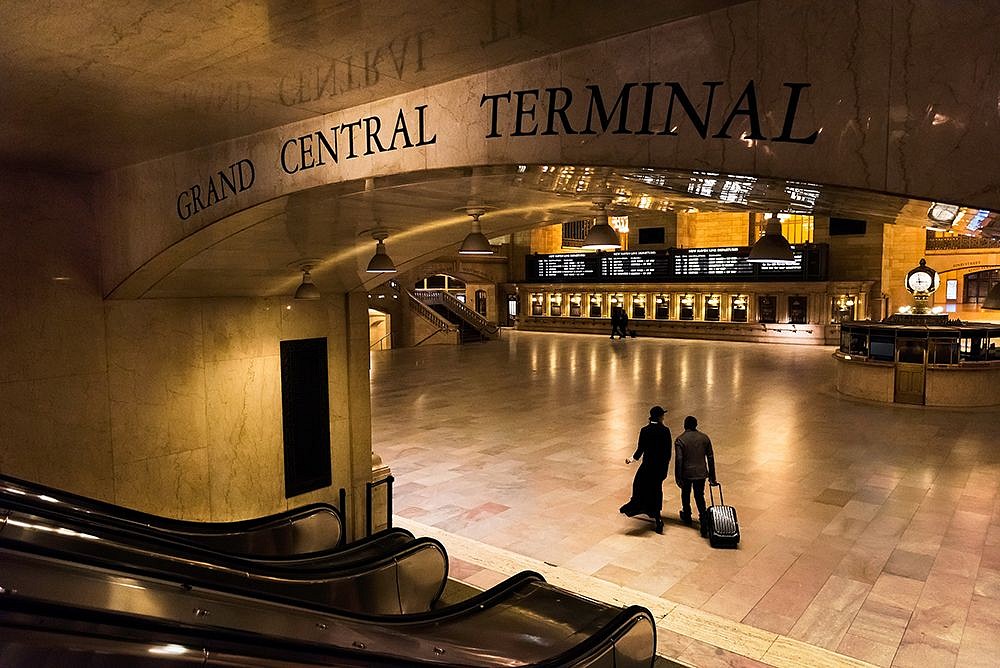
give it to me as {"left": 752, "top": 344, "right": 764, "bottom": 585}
{"left": 459, "top": 207, "right": 494, "bottom": 255}
{"left": 581, "top": 197, "right": 621, "bottom": 250}
{"left": 983, "top": 281, "right": 1000, "bottom": 310}
{"left": 748, "top": 213, "right": 796, "bottom": 264}
{"left": 293, "top": 264, "right": 321, "bottom": 300}
{"left": 366, "top": 229, "right": 397, "bottom": 273}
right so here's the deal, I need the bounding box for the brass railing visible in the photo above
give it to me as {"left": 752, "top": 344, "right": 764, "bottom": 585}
{"left": 927, "top": 236, "right": 1000, "bottom": 251}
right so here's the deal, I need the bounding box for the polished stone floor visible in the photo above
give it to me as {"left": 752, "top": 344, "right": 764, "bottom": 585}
{"left": 370, "top": 331, "right": 1000, "bottom": 668}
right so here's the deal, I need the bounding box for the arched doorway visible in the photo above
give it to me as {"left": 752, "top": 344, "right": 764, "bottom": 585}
{"left": 414, "top": 274, "right": 467, "bottom": 302}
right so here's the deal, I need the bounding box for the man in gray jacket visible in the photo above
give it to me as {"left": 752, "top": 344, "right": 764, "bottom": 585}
{"left": 674, "top": 415, "right": 717, "bottom": 536}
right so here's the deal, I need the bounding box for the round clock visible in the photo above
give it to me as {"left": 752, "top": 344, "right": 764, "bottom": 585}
{"left": 927, "top": 203, "right": 960, "bottom": 224}
{"left": 905, "top": 258, "right": 939, "bottom": 294}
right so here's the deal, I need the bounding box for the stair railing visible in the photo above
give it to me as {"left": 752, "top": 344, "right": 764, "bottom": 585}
{"left": 440, "top": 291, "right": 500, "bottom": 338}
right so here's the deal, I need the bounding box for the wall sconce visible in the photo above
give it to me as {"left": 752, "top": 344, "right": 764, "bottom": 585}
{"left": 581, "top": 196, "right": 622, "bottom": 250}
{"left": 748, "top": 213, "right": 795, "bottom": 264}
{"left": 682, "top": 295, "right": 694, "bottom": 306}
{"left": 459, "top": 207, "right": 494, "bottom": 255}
{"left": 366, "top": 229, "right": 397, "bottom": 273}
{"left": 292, "top": 261, "right": 321, "bottom": 300}
{"left": 707, "top": 295, "right": 720, "bottom": 306}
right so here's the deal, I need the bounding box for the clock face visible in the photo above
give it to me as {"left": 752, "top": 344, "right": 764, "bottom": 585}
{"left": 907, "top": 271, "right": 934, "bottom": 292}
{"left": 927, "top": 203, "right": 960, "bottom": 223}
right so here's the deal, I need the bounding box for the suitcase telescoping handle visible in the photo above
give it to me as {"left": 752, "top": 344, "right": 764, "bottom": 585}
{"left": 709, "top": 481, "right": 724, "bottom": 506}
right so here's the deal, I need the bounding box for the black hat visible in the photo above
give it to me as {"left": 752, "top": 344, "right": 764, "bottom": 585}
{"left": 649, "top": 405, "right": 666, "bottom": 418}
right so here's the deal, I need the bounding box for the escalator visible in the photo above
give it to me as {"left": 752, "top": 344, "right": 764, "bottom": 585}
{"left": 0, "top": 473, "right": 345, "bottom": 556}
{"left": 0, "top": 477, "right": 657, "bottom": 666}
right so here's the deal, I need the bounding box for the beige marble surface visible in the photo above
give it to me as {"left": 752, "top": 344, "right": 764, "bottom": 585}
{"left": 373, "top": 331, "right": 1000, "bottom": 667}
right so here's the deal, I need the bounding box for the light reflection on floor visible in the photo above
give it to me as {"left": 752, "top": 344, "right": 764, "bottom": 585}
{"left": 371, "top": 331, "right": 1000, "bottom": 667}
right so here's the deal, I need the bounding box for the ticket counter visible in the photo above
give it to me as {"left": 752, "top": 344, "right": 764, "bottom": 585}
{"left": 835, "top": 321, "right": 1000, "bottom": 406}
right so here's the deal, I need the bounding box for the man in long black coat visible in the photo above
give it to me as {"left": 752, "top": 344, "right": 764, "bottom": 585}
{"left": 619, "top": 405, "right": 672, "bottom": 533}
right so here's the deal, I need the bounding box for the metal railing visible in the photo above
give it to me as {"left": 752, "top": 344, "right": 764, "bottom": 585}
{"left": 369, "top": 332, "right": 392, "bottom": 351}
{"left": 404, "top": 289, "right": 453, "bottom": 330}
{"left": 420, "top": 290, "right": 499, "bottom": 339}
{"left": 927, "top": 236, "right": 1000, "bottom": 251}
{"left": 365, "top": 475, "right": 394, "bottom": 537}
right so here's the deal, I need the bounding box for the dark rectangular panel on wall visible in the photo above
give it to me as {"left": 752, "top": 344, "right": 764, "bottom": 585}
{"left": 279, "top": 337, "right": 332, "bottom": 498}
{"left": 638, "top": 227, "right": 666, "bottom": 244}
{"left": 829, "top": 217, "right": 867, "bottom": 235}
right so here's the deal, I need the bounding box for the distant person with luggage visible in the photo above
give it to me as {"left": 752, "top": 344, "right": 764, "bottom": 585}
{"left": 620, "top": 406, "right": 671, "bottom": 533}
{"left": 674, "top": 415, "right": 716, "bottom": 536}
{"left": 610, "top": 307, "right": 625, "bottom": 339}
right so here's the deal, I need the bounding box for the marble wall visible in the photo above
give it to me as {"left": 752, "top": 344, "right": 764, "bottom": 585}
{"left": 0, "top": 172, "right": 371, "bottom": 529}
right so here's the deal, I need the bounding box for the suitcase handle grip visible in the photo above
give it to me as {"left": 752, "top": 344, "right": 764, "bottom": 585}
{"left": 709, "top": 481, "right": 724, "bottom": 506}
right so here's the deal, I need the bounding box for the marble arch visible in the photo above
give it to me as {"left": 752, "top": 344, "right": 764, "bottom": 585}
{"left": 100, "top": 1, "right": 1000, "bottom": 301}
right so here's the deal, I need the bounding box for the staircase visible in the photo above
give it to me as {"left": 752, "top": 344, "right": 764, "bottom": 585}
{"left": 416, "top": 290, "right": 500, "bottom": 343}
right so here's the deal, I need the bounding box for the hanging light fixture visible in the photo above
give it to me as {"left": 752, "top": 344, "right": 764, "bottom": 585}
{"left": 293, "top": 263, "right": 321, "bottom": 300}
{"left": 366, "top": 229, "right": 397, "bottom": 273}
{"left": 983, "top": 282, "right": 1000, "bottom": 309}
{"left": 748, "top": 213, "right": 796, "bottom": 264}
{"left": 459, "top": 207, "right": 494, "bottom": 255}
{"left": 581, "top": 197, "right": 621, "bottom": 250}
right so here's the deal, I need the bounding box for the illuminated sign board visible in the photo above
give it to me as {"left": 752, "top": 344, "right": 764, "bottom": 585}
{"left": 526, "top": 246, "right": 824, "bottom": 283}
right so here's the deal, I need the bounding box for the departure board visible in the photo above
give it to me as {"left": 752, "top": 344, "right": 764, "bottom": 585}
{"left": 525, "top": 245, "right": 825, "bottom": 283}
{"left": 530, "top": 253, "right": 600, "bottom": 280}
{"left": 600, "top": 250, "right": 671, "bottom": 278}
{"left": 673, "top": 247, "right": 755, "bottom": 277}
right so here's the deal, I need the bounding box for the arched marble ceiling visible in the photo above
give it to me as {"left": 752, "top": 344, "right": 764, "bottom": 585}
{"left": 0, "top": 0, "right": 742, "bottom": 173}
{"left": 3, "top": 1, "right": 994, "bottom": 299}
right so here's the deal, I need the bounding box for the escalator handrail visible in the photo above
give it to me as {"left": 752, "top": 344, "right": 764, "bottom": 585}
{"left": 0, "top": 473, "right": 344, "bottom": 545}
{"left": 532, "top": 605, "right": 657, "bottom": 668}
{"left": 0, "top": 503, "right": 447, "bottom": 585}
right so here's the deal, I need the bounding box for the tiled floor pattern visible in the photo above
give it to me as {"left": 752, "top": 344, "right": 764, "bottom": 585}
{"left": 371, "top": 332, "right": 1000, "bottom": 667}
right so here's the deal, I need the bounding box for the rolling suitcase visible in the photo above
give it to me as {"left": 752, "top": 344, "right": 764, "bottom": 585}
{"left": 706, "top": 482, "right": 740, "bottom": 548}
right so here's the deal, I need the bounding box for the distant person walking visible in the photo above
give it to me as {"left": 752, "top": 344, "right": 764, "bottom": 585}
{"left": 674, "top": 415, "right": 716, "bottom": 536}
{"left": 619, "top": 307, "right": 629, "bottom": 338}
{"left": 620, "top": 406, "right": 671, "bottom": 533}
{"left": 610, "top": 307, "right": 622, "bottom": 339}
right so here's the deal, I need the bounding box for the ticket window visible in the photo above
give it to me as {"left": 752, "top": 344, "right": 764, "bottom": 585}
{"left": 632, "top": 294, "right": 646, "bottom": 319}
{"left": 569, "top": 294, "right": 582, "bottom": 317}
{"left": 704, "top": 295, "right": 721, "bottom": 321}
{"left": 549, "top": 294, "right": 563, "bottom": 317}
{"left": 757, "top": 295, "right": 777, "bottom": 323}
{"left": 589, "top": 294, "right": 603, "bottom": 318}
{"left": 609, "top": 294, "right": 625, "bottom": 318}
{"left": 731, "top": 295, "right": 748, "bottom": 322}
{"left": 531, "top": 293, "right": 544, "bottom": 316}
{"left": 655, "top": 294, "right": 670, "bottom": 320}
{"left": 679, "top": 295, "right": 695, "bottom": 320}
{"left": 788, "top": 295, "right": 808, "bottom": 324}
{"left": 832, "top": 295, "right": 856, "bottom": 323}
